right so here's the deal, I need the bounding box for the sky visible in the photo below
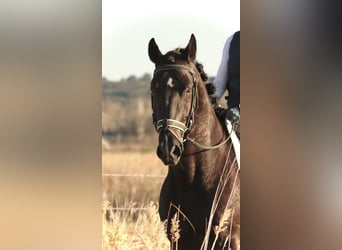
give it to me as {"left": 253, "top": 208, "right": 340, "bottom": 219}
{"left": 102, "top": 0, "right": 240, "bottom": 81}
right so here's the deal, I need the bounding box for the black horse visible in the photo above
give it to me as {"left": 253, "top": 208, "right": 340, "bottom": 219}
{"left": 148, "top": 34, "right": 240, "bottom": 250}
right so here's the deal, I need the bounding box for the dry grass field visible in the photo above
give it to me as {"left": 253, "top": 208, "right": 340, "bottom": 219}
{"left": 102, "top": 145, "right": 238, "bottom": 249}
{"left": 102, "top": 147, "right": 167, "bottom": 204}
{"left": 102, "top": 145, "right": 169, "bottom": 249}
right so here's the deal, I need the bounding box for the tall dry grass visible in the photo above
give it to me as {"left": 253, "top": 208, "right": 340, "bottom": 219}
{"left": 103, "top": 200, "right": 169, "bottom": 250}
{"left": 102, "top": 147, "right": 169, "bottom": 249}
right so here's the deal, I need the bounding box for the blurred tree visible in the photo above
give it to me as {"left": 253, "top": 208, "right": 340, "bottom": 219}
{"left": 140, "top": 73, "right": 151, "bottom": 81}
{"left": 126, "top": 75, "right": 136, "bottom": 82}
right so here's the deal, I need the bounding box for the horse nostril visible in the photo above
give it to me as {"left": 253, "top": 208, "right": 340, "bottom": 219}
{"left": 172, "top": 145, "right": 182, "bottom": 158}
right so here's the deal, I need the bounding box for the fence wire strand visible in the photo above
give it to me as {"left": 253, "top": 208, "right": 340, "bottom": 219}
{"left": 102, "top": 173, "right": 165, "bottom": 178}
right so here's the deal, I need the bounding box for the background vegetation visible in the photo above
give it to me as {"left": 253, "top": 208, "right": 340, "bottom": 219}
{"left": 102, "top": 74, "right": 157, "bottom": 145}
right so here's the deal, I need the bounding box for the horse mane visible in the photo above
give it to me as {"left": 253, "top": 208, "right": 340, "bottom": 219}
{"left": 193, "top": 59, "right": 228, "bottom": 124}
{"left": 193, "top": 61, "right": 219, "bottom": 105}
{"left": 194, "top": 61, "right": 208, "bottom": 82}
{"left": 194, "top": 61, "right": 216, "bottom": 98}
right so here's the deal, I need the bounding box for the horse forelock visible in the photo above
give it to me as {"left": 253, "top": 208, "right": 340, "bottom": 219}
{"left": 161, "top": 49, "right": 183, "bottom": 64}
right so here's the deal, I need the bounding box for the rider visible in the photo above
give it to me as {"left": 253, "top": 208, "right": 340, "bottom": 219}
{"left": 213, "top": 31, "right": 240, "bottom": 137}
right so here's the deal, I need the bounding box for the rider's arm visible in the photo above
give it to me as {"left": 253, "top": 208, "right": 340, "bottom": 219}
{"left": 213, "top": 35, "right": 233, "bottom": 100}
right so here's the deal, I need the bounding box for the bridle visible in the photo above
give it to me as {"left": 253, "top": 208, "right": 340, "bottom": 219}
{"left": 151, "top": 64, "right": 198, "bottom": 150}
{"left": 151, "top": 64, "right": 230, "bottom": 151}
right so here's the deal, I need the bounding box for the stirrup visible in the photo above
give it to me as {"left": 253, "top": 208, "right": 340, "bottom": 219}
{"left": 232, "top": 121, "right": 240, "bottom": 139}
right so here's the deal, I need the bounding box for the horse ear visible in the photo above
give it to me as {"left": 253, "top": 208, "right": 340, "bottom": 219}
{"left": 184, "top": 34, "right": 197, "bottom": 62}
{"left": 148, "top": 38, "right": 162, "bottom": 64}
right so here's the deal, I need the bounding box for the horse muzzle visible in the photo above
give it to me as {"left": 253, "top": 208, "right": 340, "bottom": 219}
{"left": 157, "top": 130, "right": 183, "bottom": 166}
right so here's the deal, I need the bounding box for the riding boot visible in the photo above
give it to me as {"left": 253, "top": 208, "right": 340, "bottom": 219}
{"left": 226, "top": 107, "right": 240, "bottom": 139}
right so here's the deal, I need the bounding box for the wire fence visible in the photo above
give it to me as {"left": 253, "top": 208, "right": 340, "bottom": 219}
{"left": 105, "top": 207, "right": 153, "bottom": 211}
{"left": 102, "top": 173, "right": 165, "bottom": 178}
{"left": 103, "top": 172, "right": 165, "bottom": 211}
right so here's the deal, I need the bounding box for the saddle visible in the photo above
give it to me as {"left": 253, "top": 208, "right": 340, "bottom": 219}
{"left": 206, "top": 83, "right": 240, "bottom": 168}
{"left": 205, "top": 82, "right": 240, "bottom": 138}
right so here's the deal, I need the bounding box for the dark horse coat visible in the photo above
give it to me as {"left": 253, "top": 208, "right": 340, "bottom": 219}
{"left": 148, "top": 34, "right": 240, "bottom": 250}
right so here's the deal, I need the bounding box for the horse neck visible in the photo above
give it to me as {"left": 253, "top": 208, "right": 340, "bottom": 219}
{"left": 189, "top": 82, "right": 225, "bottom": 144}
{"left": 178, "top": 82, "right": 229, "bottom": 187}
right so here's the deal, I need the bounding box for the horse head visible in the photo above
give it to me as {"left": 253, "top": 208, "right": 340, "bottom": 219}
{"left": 148, "top": 34, "right": 199, "bottom": 166}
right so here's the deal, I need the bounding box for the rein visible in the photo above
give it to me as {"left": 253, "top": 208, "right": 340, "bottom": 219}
{"left": 152, "top": 64, "right": 229, "bottom": 151}
{"left": 187, "top": 134, "right": 231, "bottom": 150}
